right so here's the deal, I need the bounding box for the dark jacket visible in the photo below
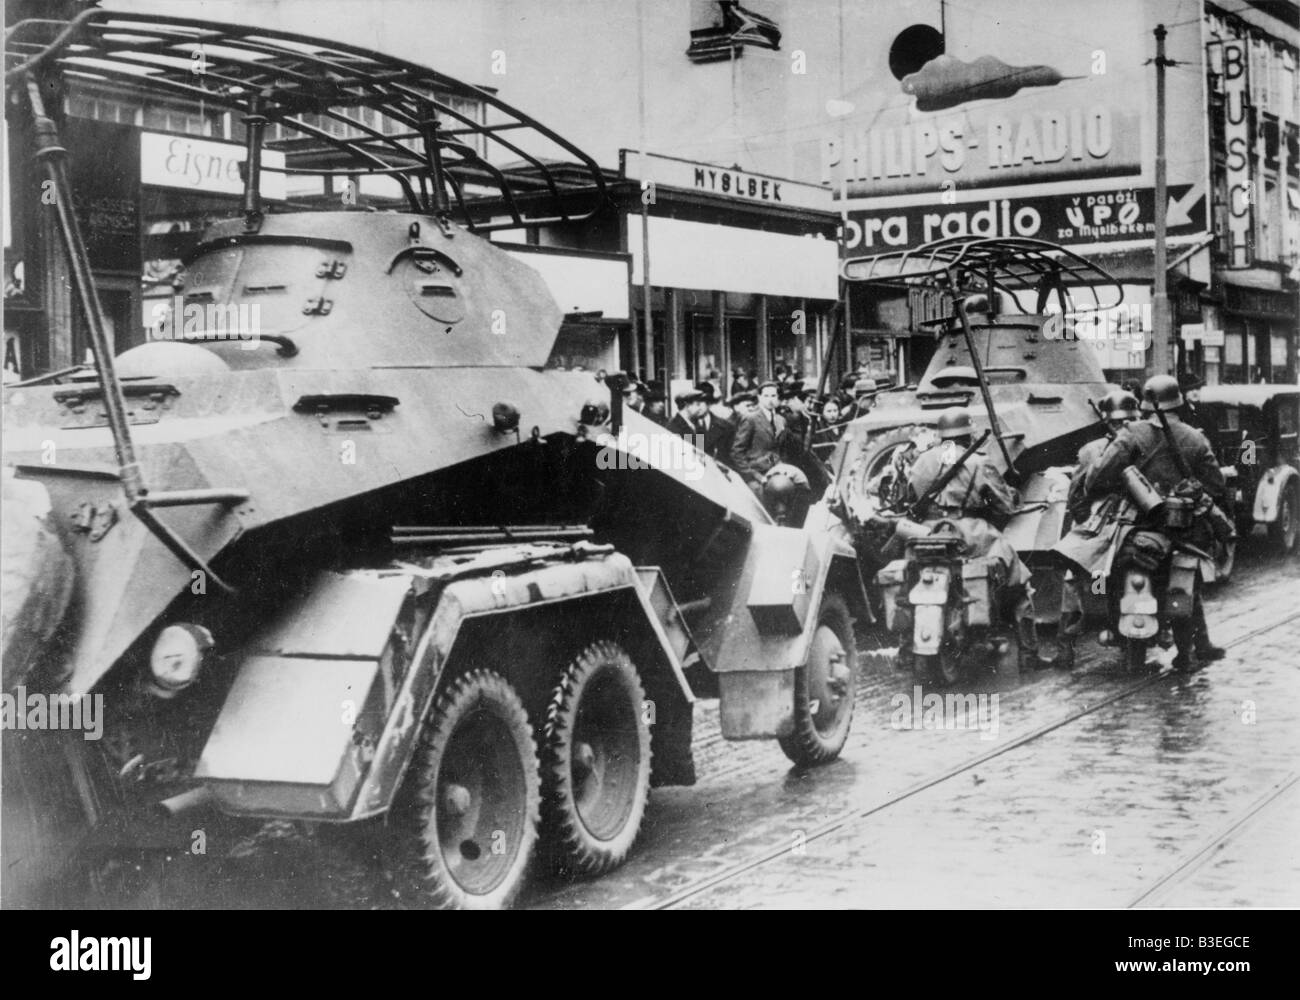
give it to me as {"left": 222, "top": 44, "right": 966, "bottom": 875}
{"left": 668, "top": 411, "right": 734, "bottom": 462}
{"left": 1085, "top": 416, "right": 1225, "bottom": 502}
{"left": 730, "top": 407, "right": 785, "bottom": 482}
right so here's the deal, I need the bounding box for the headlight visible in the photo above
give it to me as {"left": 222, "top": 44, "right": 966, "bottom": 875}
{"left": 147, "top": 623, "right": 214, "bottom": 699}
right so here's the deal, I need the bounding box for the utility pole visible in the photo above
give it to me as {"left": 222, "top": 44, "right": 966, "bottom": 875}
{"left": 1151, "top": 23, "right": 1171, "bottom": 377}
{"left": 637, "top": 0, "right": 653, "bottom": 382}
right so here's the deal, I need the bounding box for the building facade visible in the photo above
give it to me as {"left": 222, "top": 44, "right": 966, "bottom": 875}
{"left": 6, "top": 0, "right": 1297, "bottom": 390}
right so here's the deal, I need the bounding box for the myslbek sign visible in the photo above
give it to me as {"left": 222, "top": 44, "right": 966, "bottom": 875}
{"left": 620, "top": 150, "right": 831, "bottom": 212}
{"left": 141, "top": 133, "right": 286, "bottom": 201}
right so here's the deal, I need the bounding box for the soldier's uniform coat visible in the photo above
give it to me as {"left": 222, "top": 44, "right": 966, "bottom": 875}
{"left": 906, "top": 441, "right": 1030, "bottom": 588}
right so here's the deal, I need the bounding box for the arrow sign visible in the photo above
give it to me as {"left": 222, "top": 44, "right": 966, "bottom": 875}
{"left": 1167, "top": 180, "right": 1206, "bottom": 229}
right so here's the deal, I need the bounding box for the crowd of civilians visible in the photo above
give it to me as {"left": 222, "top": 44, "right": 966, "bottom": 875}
{"left": 608, "top": 363, "right": 892, "bottom": 496}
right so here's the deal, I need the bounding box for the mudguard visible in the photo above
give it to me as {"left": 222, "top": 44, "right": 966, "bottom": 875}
{"left": 1253, "top": 464, "right": 1299, "bottom": 524}
{"left": 1118, "top": 569, "right": 1159, "bottom": 638}
{"left": 712, "top": 502, "right": 869, "bottom": 740}
{"left": 912, "top": 604, "right": 946, "bottom": 656}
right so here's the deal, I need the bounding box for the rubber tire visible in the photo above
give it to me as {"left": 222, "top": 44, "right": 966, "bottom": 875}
{"left": 391, "top": 669, "right": 540, "bottom": 910}
{"left": 1213, "top": 538, "right": 1236, "bottom": 584}
{"left": 853, "top": 425, "right": 922, "bottom": 507}
{"left": 1171, "top": 617, "right": 1197, "bottom": 672}
{"left": 913, "top": 643, "right": 962, "bottom": 685}
{"left": 780, "top": 594, "right": 857, "bottom": 767}
{"left": 1124, "top": 638, "right": 1148, "bottom": 674}
{"left": 540, "top": 641, "right": 652, "bottom": 878}
{"left": 1268, "top": 482, "right": 1299, "bottom": 555}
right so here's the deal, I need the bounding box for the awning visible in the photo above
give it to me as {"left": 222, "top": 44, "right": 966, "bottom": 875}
{"left": 503, "top": 246, "right": 631, "bottom": 320}
{"left": 628, "top": 214, "right": 838, "bottom": 300}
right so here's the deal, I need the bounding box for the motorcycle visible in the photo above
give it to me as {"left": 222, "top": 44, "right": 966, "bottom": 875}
{"left": 1108, "top": 492, "right": 1209, "bottom": 673}
{"left": 880, "top": 519, "right": 1018, "bottom": 685}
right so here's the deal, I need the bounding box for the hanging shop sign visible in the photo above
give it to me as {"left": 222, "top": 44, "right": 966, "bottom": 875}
{"left": 141, "top": 132, "right": 286, "bottom": 201}
{"left": 621, "top": 150, "right": 832, "bottom": 212}
{"left": 1219, "top": 39, "right": 1253, "bottom": 269}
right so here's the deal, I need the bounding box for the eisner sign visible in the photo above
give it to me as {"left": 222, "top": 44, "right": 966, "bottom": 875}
{"left": 621, "top": 150, "right": 831, "bottom": 212}
{"left": 141, "top": 133, "right": 286, "bottom": 200}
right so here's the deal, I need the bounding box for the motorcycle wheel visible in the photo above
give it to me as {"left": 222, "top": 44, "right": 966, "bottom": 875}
{"left": 1123, "top": 638, "right": 1148, "bottom": 674}
{"left": 914, "top": 644, "right": 962, "bottom": 686}
{"left": 1171, "top": 616, "right": 1197, "bottom": 672}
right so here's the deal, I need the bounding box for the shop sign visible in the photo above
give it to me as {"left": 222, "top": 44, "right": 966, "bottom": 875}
{"left": 621, "top": 150, "right": 831, "bottom": 212}
{"left": 845, "top": 184, "right": 1206, "bottom": 252}
{"left": 68, "top": 119, "right": 140, "bottom": 273}
{"left": 1220, "top": 39, "right": 1253, "bottom": 269}
{"left": 1224, "top": 284, "right": 1296, "bottom": 318}
{"left": 141, "top": 132, "right": 286, "bottom": 200}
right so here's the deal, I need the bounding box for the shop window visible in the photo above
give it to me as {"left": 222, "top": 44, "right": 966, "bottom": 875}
{"left": 67, "top": 92, "right": 140, "bottom": 126}
{"left": 142, "top": 104, "right": 215, "bottom": 137}
{"left": 1261, "top": 178, "right": 1281, "bottom": 261}
{"left": 1223, "top": 323, "right": 1245, "bottom": 383}
{"left": 265, "top": 90, "right": 485, "bottom": 157}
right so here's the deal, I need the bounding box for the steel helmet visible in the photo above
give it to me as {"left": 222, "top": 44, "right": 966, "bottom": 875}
{"left": 936, "top": 406, "right": 973, "bottom": 440}
{"left": 1142, "top": 374, "right": 1183, "bottom": 413}
{"left": 1098, "top": 388, "right": 1141, "bottom": 422}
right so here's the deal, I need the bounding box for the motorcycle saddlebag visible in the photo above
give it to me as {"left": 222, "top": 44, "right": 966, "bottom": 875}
{"left": 961, "top": 557, "right": 995, "bottom": 627}
{"left": 876, "top": 558, "right": 907, "bottom": 631}
{"left": 1120, "top": 530, "right": 1171, "bottom": 573}
{"left": 1166, "top": 551, "right": 1198, "bottom": 619}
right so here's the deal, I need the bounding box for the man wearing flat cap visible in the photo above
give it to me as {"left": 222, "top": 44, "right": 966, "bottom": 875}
{"left": 730, "top": 380, "right": 786, "bottom": 491}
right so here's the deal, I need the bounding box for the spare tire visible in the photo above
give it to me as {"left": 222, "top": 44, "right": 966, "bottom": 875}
{"left": 2, "top": 471, "right": 74, "bottom": 688}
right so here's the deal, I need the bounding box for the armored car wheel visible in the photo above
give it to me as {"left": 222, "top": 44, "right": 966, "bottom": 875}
{"left": 541, "top": 641, "right": 652, "bottom": 877}
{"left": 780, "top": 594, "right": 857, "bottom": 767}
{"left": 393, "top": 669, "right": 539, "bottom": 910}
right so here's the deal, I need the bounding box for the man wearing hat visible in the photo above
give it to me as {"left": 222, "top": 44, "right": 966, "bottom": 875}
{"left": 692, "top": 381, "right": 736, "bottom": 460}
{"left": 778, "top": 382, "right": 811, "bottom": 441}
{"left": 727, "top": 389, "right": 759, "bottom": 420}
{"left": 643, "top": 381, "right": 669, "bottom": 426}
{"left": 621, "top": 377, "right": 648, "bottom": 417}
{"left": 665, "top": 386, "right": 727, "bottom": 460}
{"left": 851, "top": 376, "right": 879, "bottom": 418}
{"left": 730, "top": 380, "right": 786, "bottom": 491}
{"left": 1177, "top": 370, "right": 1207, "bottom": 431}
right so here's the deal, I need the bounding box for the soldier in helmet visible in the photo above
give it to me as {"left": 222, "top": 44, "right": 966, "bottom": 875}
{"left": 1085, "top": 374, "right": 1228, "bottom": 669}
{"left": 904, "top": 406, "right": 1053, "bottom": 671}
{"left": 1052, "top": 388, "right": 1142, "bottom": 669}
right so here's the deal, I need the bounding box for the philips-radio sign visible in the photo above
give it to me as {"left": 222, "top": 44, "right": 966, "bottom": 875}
{"left": 814, "top": 0, "right": 1208, "bottom": 252}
